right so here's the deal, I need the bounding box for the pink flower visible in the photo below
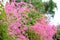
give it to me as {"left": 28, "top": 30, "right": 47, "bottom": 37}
{"left": 15, "top": 38, "right": 20, "bottom": 40}
{"left": 23, "top": 26, "right": 28, "bottom": 30}
{"left": 30, "top": 18, "right": 56, "bottom": 40}
{"left": 19, "top": 35, "right": 25, "bottom": 39}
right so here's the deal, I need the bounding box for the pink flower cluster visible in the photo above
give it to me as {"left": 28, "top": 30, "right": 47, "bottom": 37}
{"left": 4, "top": 2, "right": 34, "bottom": 40}
{"left": 4, "top": 1, "right": 57, "bottom": 40}
{"left": 30, "top": 18, "right": 56, "bottom": 40}
{"left": 8, "top": 22, "right": 28, "bottom": 40}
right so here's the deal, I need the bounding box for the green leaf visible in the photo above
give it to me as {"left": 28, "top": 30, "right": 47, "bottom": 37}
{"left": 26, "top": 29, "right": 40, "bottom": 40}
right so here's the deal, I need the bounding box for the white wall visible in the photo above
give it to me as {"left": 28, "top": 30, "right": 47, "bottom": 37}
{"left": 43, "top": 0, "right": 60, "bottom": 26}
{"left": 0, "top": 0, "right": 9, "bottom": 6}
{"left": 50, "top": 0, "right": 60, "bottom": 25}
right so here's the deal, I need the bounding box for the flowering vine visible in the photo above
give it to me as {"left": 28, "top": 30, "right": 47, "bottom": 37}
{"left": 0, "top": 0, "right": 57, "bottom": 40}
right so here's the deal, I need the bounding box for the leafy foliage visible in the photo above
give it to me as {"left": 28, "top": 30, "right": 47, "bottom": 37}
{"left": 15, "top": 0, "right": 57, "bottom": 15}
{"left": 43, "top": 0, "right": 57, "bottom": 15}
{"left": 26, "top": 29, "right": 40, "bottom": 40}
{"left": 0, "top": 3, "right": 12, "bottom": 40}
{"left": 57, "top": 29, "right": 60, "bottom": 35}
{"left": 53, "top": 34, "right": 57, "bottom": 40}
{"left": 0, "top": 24, "right": 13, "bottom": 40}
{"left": 25, "top": 11, "right": 41, "bottom": 26}
{"left": 0, "top": 3, "right": 6, "bottom": 20}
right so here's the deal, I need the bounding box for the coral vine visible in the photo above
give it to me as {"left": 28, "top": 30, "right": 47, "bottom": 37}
{"left": 30, "top": 18, "right": 56, "bottom": 40}
{"left": 4, "top": 1, "right": 34, "bottom": 40}
{"left": 1, "top": 1, "right": 57, "bottom": 40}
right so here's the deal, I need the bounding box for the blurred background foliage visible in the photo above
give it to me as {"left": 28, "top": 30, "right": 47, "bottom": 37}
{"left": 10, "top": 0, "right": 57, "bottom": 15}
